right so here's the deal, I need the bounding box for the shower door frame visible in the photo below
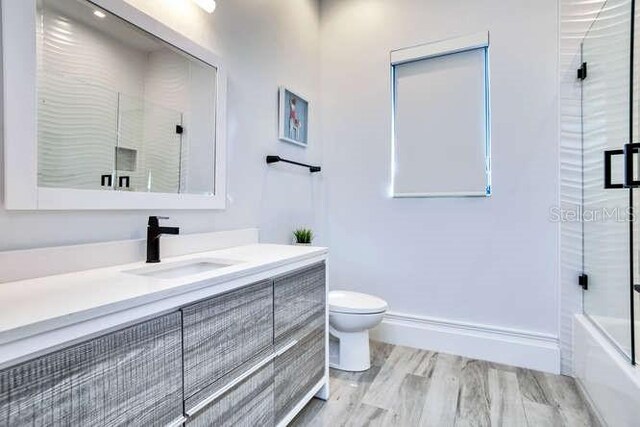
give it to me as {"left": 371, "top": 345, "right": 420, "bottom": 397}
{"left": 580, "top": 0, "right": 637, "bottom": 366}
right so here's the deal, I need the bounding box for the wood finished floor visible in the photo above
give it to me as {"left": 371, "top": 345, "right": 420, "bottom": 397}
{"left": 292, "top": 341, "right": 600, "bottom": 427}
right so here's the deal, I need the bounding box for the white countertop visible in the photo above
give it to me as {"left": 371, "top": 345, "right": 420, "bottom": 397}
{"left": 0, "top": 243, "right": 327, "bottom": 348}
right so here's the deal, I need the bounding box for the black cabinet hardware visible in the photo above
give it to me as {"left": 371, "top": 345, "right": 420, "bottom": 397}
{"left": 266, "top": 155, "right": 321, "bottom": 173}
{"left": 634, "top": 284, "right": 640, "bottom": 294}
{"left": 176, "top": 125, "right": 184, "bottom": 134}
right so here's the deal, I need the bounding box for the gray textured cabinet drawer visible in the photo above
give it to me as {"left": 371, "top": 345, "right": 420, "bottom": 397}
{"left": 0, "top": 312, "right": 183, "bottom": 427}
{"left": 182, "top": 280, "right": 273, "bottom": 401}
{"left": 186, "top": 360, "right": 274, "bottom": 427}
{"left": 274, "top": 321, "right": 325, "bottom": 423}
{"left": 0, "top": 371, "right": 7, "bottom": 426}
{"left": 274, "top": 262, "right": 326, "bottom": 347}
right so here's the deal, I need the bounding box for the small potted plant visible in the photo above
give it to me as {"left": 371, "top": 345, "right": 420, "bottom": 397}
{"left": 293, "top": 228, "right": 314, "bottom": 246}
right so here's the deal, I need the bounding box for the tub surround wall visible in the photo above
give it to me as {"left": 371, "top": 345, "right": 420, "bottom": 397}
{"left": 319, "top": 0, "right": 560, "bottom": 373}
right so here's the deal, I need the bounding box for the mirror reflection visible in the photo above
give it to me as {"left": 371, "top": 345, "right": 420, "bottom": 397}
{"left": 36, "top": 0, "right": 217, "bottom": 195}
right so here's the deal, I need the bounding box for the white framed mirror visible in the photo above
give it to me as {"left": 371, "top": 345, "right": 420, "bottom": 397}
{"left": 2, "top": 0, "right": 227, "bottom": 210}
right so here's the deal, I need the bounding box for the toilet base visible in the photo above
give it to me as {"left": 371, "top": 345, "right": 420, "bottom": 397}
{"left": 329, "top": 327, "right": 371, "bottom": 372}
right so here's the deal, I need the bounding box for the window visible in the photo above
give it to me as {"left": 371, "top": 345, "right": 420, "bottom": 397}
{"left": 391, "top": 32, "right": 491, "bottom": 197}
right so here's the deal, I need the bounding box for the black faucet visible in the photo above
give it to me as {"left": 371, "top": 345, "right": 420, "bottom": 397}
{"left": 146, "top": 216, "right": 180, "bottom": 263}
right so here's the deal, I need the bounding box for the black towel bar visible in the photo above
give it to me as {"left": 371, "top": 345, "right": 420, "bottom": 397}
{"left": 266, "top": 155, "right": 321, "bottom": 173}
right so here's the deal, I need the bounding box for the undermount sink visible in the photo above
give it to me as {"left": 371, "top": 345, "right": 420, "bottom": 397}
{"left": 124, "top": 258, "right": 240, "bottom": 280}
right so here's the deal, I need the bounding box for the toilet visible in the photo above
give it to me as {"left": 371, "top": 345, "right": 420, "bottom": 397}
{"left": 328, "top": 290, "right": 388, "bottom": 372}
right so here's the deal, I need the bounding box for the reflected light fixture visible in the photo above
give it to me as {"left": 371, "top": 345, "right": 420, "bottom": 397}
{"left": 93, "top": 10, "right": 106, "bottom": 18}
{"left": 192, "top": 0, "right": 216, "bottom": 13}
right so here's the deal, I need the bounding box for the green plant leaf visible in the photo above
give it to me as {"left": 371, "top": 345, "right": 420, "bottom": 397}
{"left": 293, "top": 227, "right": 314, "bottom": 243}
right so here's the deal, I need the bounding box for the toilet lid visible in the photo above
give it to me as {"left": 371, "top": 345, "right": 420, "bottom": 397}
{"left": 329, "top": 290, "right": 388, "bottom": 314}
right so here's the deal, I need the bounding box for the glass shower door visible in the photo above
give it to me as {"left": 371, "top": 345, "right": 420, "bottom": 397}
{"left": 631, "top": 0, "right": 640, "bottom": 364}
{"left": 116, "top": 94, "right": 184, "bottom": 193}
{"left": 582, "top": 0, "right": 635, "bottom": 362}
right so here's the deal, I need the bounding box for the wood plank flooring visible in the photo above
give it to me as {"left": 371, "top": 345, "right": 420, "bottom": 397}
{"left": 291, "top": 341, "right": 600, "bottom": 427}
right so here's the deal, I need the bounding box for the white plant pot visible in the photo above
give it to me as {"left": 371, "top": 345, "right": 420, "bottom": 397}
{"left": 294, "top": 242, "right": 312, "bottom": 246}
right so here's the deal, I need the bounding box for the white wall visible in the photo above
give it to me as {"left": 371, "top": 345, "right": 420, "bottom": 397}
{"left": 320, "top": 0, "right": 560, "bottom": 346}
{"left": 0, "top": 0, "right": 323, "bottom": 250}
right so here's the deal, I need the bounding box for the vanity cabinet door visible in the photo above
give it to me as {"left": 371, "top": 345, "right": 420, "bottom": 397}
{"left": 0, "top": 370, "right": 8, "bottom": 426}
{"left": 185, "top": 360, "right": 274, "bottom": 427}
{"left": 182, "top": 280, "right": 273, "bottom": 401}
{"left": 274, "top": 322, "right": 325, "bottom": 423}
{"left": 274, "top": 262, "right": 326, "bottom": 347}
{"left": 0, "top": 312, "right": 183, "bottom": 427}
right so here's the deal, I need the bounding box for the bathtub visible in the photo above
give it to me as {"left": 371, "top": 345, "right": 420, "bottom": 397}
{"left": 573, "top": 315, "right": 640, "bottom": 426}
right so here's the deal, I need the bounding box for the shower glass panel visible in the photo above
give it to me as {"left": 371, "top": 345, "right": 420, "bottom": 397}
{"left": 581, "top": 0, "right": 634, "bottom": 361}
{"left": 632, "top": 1, "right": 640, "bottom": 363}
{"left": 116, "top": 94, "right": 183, "bottom": 193}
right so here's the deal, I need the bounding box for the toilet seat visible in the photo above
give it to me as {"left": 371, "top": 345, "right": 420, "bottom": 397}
{"left": 329, "top": 290, "right": 388, "bottom": 315}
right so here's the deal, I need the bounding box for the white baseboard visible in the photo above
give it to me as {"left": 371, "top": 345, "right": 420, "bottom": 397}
{"left": 370, "top": 311, "right": 560, "bottom": 374}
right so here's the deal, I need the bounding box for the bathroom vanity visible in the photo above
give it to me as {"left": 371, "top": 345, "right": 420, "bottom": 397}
{"left": 0, "top": 0, "right": 329, "bottom": 422}
{"left": 0, "top": 232, "right": 328, "bottom": 426}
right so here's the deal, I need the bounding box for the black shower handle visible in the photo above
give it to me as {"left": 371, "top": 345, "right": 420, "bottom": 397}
{"left": 604, "top": 149, "right": 624, "bottom": 189}
{"left": 623, "top": 143, "right": 640, "bottom": 188}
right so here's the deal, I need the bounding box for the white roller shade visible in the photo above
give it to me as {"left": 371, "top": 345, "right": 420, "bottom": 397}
{"left": 391, "top": 34, "right": 491, "bottom": 198}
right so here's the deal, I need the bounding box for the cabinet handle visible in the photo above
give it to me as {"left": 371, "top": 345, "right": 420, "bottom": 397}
{"left": 186, "top": 352, "right": 276, "bottom": 417}
{"left": 276, "top": 339, "right": 298, "bottom": 357}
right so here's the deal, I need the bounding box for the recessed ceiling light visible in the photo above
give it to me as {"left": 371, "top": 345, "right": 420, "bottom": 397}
{"left": 93, "top": 10, "right": 106, "bottom": 19}
{"left": 192, "top": 0, "right": 216, "bottom": 13}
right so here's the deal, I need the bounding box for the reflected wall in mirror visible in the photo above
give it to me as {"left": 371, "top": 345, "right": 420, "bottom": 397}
{"left": 36, "top": 0, "right": 217, "bottom": 195}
